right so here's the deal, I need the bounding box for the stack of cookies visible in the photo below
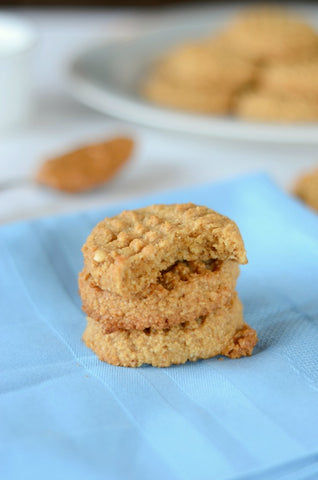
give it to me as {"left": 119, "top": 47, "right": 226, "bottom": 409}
{"left": 229, "top": 7, "right": 318, "bottom": 122}
{"left": 79, "top": 203, "right": 257, "bottom": 367}
{"left": 142, "top": 5, "right": 318, "bottom": 122}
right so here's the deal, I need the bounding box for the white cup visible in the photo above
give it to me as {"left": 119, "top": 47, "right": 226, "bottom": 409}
{"left": 0, "top": 14, "right": 37, "bottom": 130}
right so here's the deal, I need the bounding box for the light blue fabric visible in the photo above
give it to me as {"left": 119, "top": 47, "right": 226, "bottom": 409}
{"left": 1, "top": 174, "right": 318, "bottom": 480}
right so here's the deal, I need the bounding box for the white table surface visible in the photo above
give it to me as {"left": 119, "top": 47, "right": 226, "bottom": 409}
{"left": 1, "top": 6, "right": 318, "bottom": 224}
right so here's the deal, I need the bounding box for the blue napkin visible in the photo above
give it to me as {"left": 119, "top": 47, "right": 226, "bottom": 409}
{"left": 1, "top": 174, "right": 318, "bottom": 480}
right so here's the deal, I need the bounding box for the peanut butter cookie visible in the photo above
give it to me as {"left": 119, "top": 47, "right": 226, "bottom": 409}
{"left": 261, "top": 61, "right": 318, "bottom": 100}
{"left": 79, "top": 260, "right": 239, "bottom": 332}
{"left": 83, "top": 297, "right": 258, "bottom": 367}
{"left": 153, "top": 41, "right": 257, "bottom": 91}
{"left": 223, "top": 6, "right": 318, "bottom": 64}
{"left": 82, "top": 203, "right": 247, "bottom": 297}
{"left": 142, "top": 73, "right": 232, "bottom": 114}
{"left": 235, "top": 90, "right": 318, "bottom": 123}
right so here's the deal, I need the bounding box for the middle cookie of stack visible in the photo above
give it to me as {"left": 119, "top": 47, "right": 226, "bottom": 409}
{"left": 79, "top": 258, "right": 239, "bottom": 333}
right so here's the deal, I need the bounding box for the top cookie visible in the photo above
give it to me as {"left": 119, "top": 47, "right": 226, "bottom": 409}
{"left": 82, "top": 203, "right": 247, "bottom": 296}
{"left": 223, "top": 6, "right": 318, "bottom": 64}
{"left": 153, "top": 41, "right": 257, "bottom": 92}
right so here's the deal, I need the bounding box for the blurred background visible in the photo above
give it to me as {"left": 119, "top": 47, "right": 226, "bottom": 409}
{"left": 1, "top": 0, "right": 318, "bottom": 223}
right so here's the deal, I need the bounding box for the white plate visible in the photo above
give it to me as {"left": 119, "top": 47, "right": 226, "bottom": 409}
{"left": 68, "top": 17, "right": 318, "bottom": 144}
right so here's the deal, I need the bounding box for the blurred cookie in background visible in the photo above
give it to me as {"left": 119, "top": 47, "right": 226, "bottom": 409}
{"left": 222, "top": 6, "right": 318, "bottom": 65}
{"left": 142, "top": 72, "right": 232, "bottom": 114}
{"left": 152, "top": 41, "right": 257, "bottom": 92}
{"left": 36, "top": 136, "right": 134, "bottom": 193}
{"left": 234, "top": 91, "right": 318, "bottom": 123}
{"left": 142, "top": 40, "right": 257, "bottom": 114}
{"left": 293, "top": 167, "right": 318, "bottom": 212}
{"left": 260, "top": 60, "right": 318, "bottom": 100}
{"left": 142, "top": 5, "right": 318, "bottom": 123}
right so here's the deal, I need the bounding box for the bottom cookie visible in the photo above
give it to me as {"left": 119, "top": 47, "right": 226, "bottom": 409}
{"left": 142, "top": 73, "right": 232, "bottom": 114}
{"left": 83, "top": 298, "right": 258, "bottom": 367}
{"left": 235, "top": 90, "right": 318, "bottom": 122}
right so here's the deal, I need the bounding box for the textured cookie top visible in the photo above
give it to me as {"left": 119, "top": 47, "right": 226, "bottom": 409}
{"left": 82, "top": 203, "right": 247, "bottom": 296}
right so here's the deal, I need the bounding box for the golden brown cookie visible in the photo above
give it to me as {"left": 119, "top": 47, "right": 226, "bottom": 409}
{"left": 260, "top": 61, "right": 318, "bottom": 100}
{"left": 142, "top": 39, "right": 258, "bottom": 114}
{"left": 235, "top": 90, "right": 318, "bottom": 123}
{"left": 205, "top": 33, "right": 261, "bottom": 65}
{"left": 82, "top": 203, "right": 247, "bottom": 297}
{"left": 153, "top": 41, "right": 257, "bottom": 91}
{"left": 293, "top": 167, "right": 318, "bottom": 211}
{"left": 142, "top": 72, "right": 232, "bottom": 114}
{"left": 223, "top": 6, "right": 318, "bottom": 64}
{"left": 83, "top": 297, "right": 258, "bottom": 367}
{"left": 79, "top": 260, "right": 239, "bottom": 332}
{"left": 36, "top": 137, "right": 134, "bottom": 193}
